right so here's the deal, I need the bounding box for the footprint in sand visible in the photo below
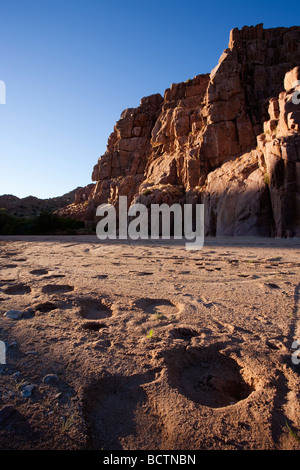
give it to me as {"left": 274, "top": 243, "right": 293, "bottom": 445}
{"left": 35, "top": 301, "right": 58, "bottom": 313}
{"left": 43, "top": 274, "right": 66, "bottom": 279}
{"left": 30, "top": 269, "right": 49, "bottom": 275}
{"left": 133, "top": 298, "right": 180, "bottom": 317}
{"left": 197, "top": 298, "right": 215, "bottom": 309}
{"left": 81, "top": 369, "right": 162, "bottom": 450}
{"left": 0, "top": 278, "right": 17, "bottom": 284}
{"left": 3, "top": 283, "right": 31, "bottom": 295}
{"left": 81, "top": 321, "right": 108, "bottom": 332}
{"left": 169, "top": 327, "right": 200, "bottom": 340}
{"left": 164, "top": 344, "right": 256, "bottom": 409}
{"left": 136, "top": 272, "right": 154, "bottom": 276}
{"left": 41, "top": 284, "right": 74, "bottom": 294}
{"left": 263, "top": 282, "right": 280, "bottom": 290}
{"left": 78, "top": 297, "right": 112, "bottom": 320}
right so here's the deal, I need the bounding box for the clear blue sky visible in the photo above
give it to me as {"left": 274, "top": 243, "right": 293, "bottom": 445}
{"left": 0, "top": 0, "right": 299, "bottom": 199}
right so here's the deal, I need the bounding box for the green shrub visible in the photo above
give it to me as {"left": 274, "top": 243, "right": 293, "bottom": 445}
{"left": 31, "top": 212, "right": 84, "bottom": 234}
{"left": 0, "top": 210, "right": 84, "bottom": 235}
{"left": 142, "top": 189, "right": 153, "bottom": 196}
{"left": 264, "top": 173, "right": 270, "bottom": 185}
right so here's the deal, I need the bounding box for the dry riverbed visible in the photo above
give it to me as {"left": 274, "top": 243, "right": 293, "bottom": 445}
{"left": 0, "top": 235, "right": 299, "bottom": 450}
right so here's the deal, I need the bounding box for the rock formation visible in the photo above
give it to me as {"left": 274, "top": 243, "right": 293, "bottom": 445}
{"left": 0, "top": 188, "right": 81, "bottom": 218}
{"left": 61, "top": 24, "right": 300, "bottom": 237}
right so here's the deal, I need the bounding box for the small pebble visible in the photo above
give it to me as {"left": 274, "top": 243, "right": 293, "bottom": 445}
{"left": 43, "top": 374, "right": 59, "bottom": 385}
{"left": 21, "top": 384, "right": 35, "bottom": 398}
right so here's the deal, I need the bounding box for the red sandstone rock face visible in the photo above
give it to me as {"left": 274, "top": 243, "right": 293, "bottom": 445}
{"left": 63, "top": 24, "right": 300, "bottom": 237}
{"left": 203, "top": 70, "right": 300, "bottom": 237}
{"left": 92, "top": 94, "right": 163, "bottom": 182}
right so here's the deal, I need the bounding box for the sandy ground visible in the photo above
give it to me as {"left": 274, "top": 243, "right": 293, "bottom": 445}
{"left": 0, "top": 235, "right": 299, "bottom": 450}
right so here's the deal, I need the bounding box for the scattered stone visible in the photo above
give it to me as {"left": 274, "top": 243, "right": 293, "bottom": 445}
{"left": 43, "top": 374, "right": 59, "bottom": 385}
{"left": 20, "top": 384, "right": 35, "bottom": 398}
{"left": 3, "top": 310, "right": 23, "bottom": 320}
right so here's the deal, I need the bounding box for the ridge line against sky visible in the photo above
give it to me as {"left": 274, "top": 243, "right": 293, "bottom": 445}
{"left": 0, "top": 0, "right": 299, "bottom": 199}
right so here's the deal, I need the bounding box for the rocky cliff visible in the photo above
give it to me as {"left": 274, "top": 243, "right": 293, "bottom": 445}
{"left": 59, "top": 24, "right": 300, "bottom": 237}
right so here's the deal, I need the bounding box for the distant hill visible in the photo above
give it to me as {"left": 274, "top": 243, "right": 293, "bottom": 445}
{"left": 0, "top": 188, "right": 81, "bottom": 218}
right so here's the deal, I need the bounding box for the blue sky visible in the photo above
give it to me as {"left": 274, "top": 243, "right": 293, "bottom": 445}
{"left": 0, "top": 0, "right": 299, "bottom": 199}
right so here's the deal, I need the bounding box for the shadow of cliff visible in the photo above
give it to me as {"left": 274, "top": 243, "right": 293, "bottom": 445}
{"left": 1, "top": 234, "right": 300, "bottom": 249}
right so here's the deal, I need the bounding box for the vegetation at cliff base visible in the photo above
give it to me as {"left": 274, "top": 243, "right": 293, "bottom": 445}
{"left": 0, "top": 209, "right": 84, "bottom": 235}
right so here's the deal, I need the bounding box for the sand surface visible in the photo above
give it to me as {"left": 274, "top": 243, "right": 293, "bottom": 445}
{"left": 0, "top": 235, "right": 300, "bottom": 450}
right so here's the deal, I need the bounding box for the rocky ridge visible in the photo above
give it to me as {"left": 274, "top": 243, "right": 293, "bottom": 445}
{"left": 0, "top": 188, "right": 81, "bottom": 218}
{"left": 58, "top": 24, "right": 300, "bottom": 237}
